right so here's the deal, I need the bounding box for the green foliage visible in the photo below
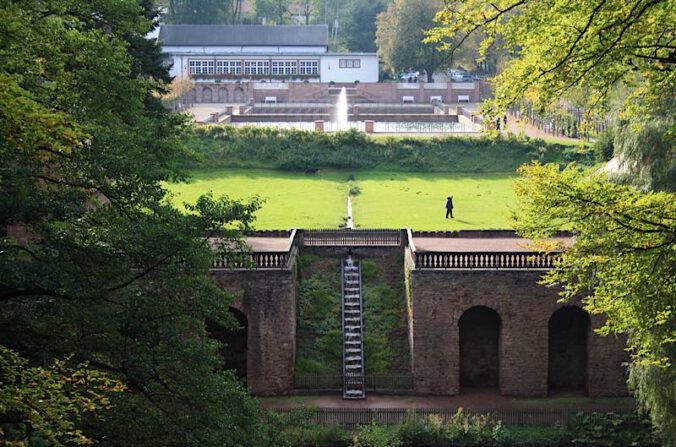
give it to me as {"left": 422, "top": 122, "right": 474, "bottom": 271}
{"left": 295, "top": 256, "right": 409, "bottom": 375}
{"left": 0, "top": 1, "right": 264, "bottom": 445}
{"left": 340, "top": 0, "right": 389, "bottom": 53}
{"left": 375, "top": 0, "right": 445, "bottom": 81}
{"left": 353, "top": 423, "right": 401, "bottom": 447}
{"left": 594, "top": 129, "right": 616, "bottom": 162}
{"left": 571, "top": 411, "right": 659, "bottom": 447}
{"left": 0, "top": 346, "right": 124, "bottom": 447}
{"left": 610, "top": 97, "right": 676, "bottom": 192}
{"left": 512, "top": 162, "right": 676, "bottom": 443}
{"left": 429, "top": 0, "right": 676, "bottom": 119}
{"left": 182, "top": 125, "right": 597, "bottom": 172}
{"left": 295, "top": 257, "right": 343, "bottom": 374}
{"left": 165, "top": 0, "right": 244, "bottom": 24}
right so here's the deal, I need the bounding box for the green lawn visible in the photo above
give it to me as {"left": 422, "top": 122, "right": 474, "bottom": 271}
{"left": 351, "top": 171, "right": 515, "bottom": 229}
{"left": 165, "top": 169, "right": 517, "bottom": 230}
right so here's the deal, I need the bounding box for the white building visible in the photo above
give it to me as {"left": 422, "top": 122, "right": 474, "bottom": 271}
{"left": 159, "top": 24, "right": 379, "bottom": 83}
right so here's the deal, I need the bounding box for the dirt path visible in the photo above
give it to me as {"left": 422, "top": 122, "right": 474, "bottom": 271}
{"left": 261, "top": 390, "right": 635, "bottom": 411}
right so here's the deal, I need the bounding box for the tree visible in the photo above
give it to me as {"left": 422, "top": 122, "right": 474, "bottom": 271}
{"left": 0, "top": 1, "right": 264, "bottom": 445}
{"left": 427, "top": 0, "right": 676, "bottom": 118}
{"left": 252, "top": 0, "right": 292, "bottom": 24}
{"left": 512, "top": 162, "right": 676, "bottom": 443}
{"left": 375, "top": 0, "right": 447, "bottom": 82}
{"left": 340, "top": 0, "right": 389, "bottom": 52}
{"left": 165, "top": 0, "right": 244, "bottom": 24}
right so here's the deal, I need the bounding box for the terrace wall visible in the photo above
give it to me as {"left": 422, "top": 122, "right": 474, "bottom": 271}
{"left": 190, "top": 81, "right": 489, "bottom": 104}
{"left": 409, "top": 269, "right": 628, "bottom": 397}
{"left": 211, "top": 268, "right": 297, "bottom": 395}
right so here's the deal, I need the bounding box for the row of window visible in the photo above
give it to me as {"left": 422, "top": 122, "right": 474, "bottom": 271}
{"left": 188, "top": 60, "right": 320, "bottom": 76}
{"left": 339, "top": 58, "right": 361, "bottom": 68}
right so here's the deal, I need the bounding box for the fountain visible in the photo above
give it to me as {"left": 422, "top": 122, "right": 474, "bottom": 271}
{"left": 334, "top": 87, "right": 349, "bottom": 131}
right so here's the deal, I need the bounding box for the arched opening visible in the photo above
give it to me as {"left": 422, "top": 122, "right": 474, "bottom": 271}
{"left": 218, "top": 87, "right": 229, "bottom": 102}
{"left": 233, "top": 86, "right": 245, "bottom": 102}
{"left": 459, "top": 306, "right": 501, "bottom": 390}
{"left": 201, "top": 87, "right": 213, "bottom": 103}
{"left": 548, "top": 306, "right": 589, "bottom": 393}
{"left": 207, "top": 307, "right": 247, "bottom": 382}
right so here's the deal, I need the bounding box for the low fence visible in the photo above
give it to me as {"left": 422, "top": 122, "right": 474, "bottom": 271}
{"left": 414, "top": 251, "right": 559, "bottom": 269}
{"left": 303, "top": 230, "right": 402, "bottom": 247}
{"left": 270, "top": 407, "right": 633, "bottom": 428}
{"left": 211, "top": 251, "right": 294, "bottom": 269}
{"left": 294, "top": 374, "right": 413, "bottom": 392}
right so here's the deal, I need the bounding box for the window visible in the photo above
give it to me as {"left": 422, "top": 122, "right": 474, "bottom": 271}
{"left": 339, "top": 59, "right": 361, "bottom": 69}
{"left": 216, "top": 60, "right": 242, "bottom": 75}
{"left": 188, "top": 60, "right": 214, "bottom": 75}
{"left": 244, "top": 60, "right": 269, "bottom": 75}
{"left": 299, "top": 60, "right": 319, "bottom": 75}
{"left": 271, "top": 60, "right": 297, "bottom": 75}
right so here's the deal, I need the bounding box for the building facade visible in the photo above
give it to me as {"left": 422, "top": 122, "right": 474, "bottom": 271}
{"left": 159, "top": 24, "right": 379, "bottom": 83}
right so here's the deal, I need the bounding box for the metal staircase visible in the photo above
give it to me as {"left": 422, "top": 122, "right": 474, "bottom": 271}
{"left": 341, "top": 256, "right": 366, "bottom": 399}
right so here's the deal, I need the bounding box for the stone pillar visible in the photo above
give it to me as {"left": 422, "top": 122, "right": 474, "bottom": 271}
{"left": 314, "top": 120, "right": 325, "bottom": 132}
{"left": 456, "top": 106, "right": 464, "bottom": 116}
{"left": 444, "top": 105, "right": 450, "bottom": 115}
{"left": 353, "top": 105, "right": 360, "bottom": 118}
{"left": 239, "top": 105, "right": 247, "bottom": 115}
{"left": 211, "top": 112, "right": 220, "bottom": 123}
{"left": 224, "top": 106, "right": 233, "bottom": 116}
{"left": 364, "top": 120, "right": 374, "bottom": 134}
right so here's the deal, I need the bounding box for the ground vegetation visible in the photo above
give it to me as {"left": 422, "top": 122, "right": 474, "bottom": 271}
{"left": 0, "top": 1, "right": 264, "bottom": 445}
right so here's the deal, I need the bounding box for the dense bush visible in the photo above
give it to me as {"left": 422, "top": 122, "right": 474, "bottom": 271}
{"left": 571, "top": 411, "right": 659, "bottom": 446}
{"left": 275, "top": 411, "right": 658, "bottom": 447}
{"left": 180, "top": 126, "right": 597, "bottom": 173}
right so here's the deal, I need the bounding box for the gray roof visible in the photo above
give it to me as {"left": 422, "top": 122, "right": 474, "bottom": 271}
{"left": 159, "top": 24, "right": 329, "bottom": 47}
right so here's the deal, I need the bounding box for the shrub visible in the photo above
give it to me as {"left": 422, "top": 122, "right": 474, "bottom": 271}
{"left": 352, "top": 423, "right": 401, "bottom": 447}
{"left": 179, "top": 126, "right": 597, "bottom": 173}
{"left": 570, "top": 411, "right": 659, "bottom": 447}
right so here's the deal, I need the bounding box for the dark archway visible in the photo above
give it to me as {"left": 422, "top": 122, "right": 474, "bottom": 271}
{"left": 233, "top": 86, "right": 245, "bottom": 102}
{"left": 207, "top": 307, "right": 247, "bottom": 382}
{"left": 459, "top": 306, "right": 501, "bottom": 389}
{"left": 201, "top": 86, "right": 213, "bottom": 103}
{"left": 218, "top": 87, "right": 229, "bottom": 102}
{"left": 548, "top": 306, "right": 590, "bottom": 392}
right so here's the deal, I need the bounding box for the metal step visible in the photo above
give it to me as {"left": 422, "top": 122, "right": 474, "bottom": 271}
{"left": 341, "top": 255, "right": 366, "bottom": 400}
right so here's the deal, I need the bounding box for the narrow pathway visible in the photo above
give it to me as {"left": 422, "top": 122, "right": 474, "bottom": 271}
{"left": 346, "top": 196, "right": 354, "bottom": 229}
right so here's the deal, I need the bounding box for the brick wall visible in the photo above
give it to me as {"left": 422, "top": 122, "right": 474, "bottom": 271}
{"left": 409, "top": 269, "right": 628, "bottom": 397}
{"left": 211, "top": 268, "right": 297, "bottom": 396}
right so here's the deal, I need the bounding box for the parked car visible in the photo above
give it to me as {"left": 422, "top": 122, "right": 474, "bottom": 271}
{"left": 399, "top": 71, "right": 419, "bottom": 81}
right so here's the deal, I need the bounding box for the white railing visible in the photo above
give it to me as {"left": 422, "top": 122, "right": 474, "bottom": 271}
{"left": 253, "top": 83, "right": 289, "bottom": 90}
{"left": 450, "top": 82, "right": 475, "bottom": 89}
{"left": 396, "top": 83, "right": 421, "bottom": 89}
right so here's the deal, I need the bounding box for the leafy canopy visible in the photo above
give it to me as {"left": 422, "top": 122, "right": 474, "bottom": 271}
{"left": 0, "top": 0, "right": 264, "bottom": 445}
{"left": 512, "top": 162, "right": 675, "bottom": 442}
{"left": 428, "top": 0, "right": 676, "bottom": 117}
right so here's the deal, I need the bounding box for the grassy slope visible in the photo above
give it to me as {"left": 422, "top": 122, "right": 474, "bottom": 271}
{"left": 351, "top": 172, "right": 514, "bottom": 229}
{"left": 164, "top": 169, "right": 348, "bottom": 229}
{"left": 165, "top": 169, "right": 515, "bottom": 230}
{"left": 295, "top": 255, "right": 409, "bottom": 375}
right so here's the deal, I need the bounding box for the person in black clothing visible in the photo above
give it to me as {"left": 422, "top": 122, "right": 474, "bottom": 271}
{"left": 445, "top": 196, "right": 454, "bottom": 218}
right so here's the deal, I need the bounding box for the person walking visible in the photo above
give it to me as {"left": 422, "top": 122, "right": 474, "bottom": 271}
{"left": 445, "top": 196, "right": 454, "bottom": 218}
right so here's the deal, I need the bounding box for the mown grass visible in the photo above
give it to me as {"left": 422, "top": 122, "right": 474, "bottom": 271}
{"left": 165, "top": 168, "right": 516, "bottom": 230}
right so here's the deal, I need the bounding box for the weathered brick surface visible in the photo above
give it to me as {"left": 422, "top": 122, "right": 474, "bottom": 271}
{"left": 211, "top": 269, "right": 297, "bottom": 396}
{"left": 410, "top": 269, "right": 628, "bottom": 396}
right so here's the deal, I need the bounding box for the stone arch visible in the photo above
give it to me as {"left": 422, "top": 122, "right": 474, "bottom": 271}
{"left": 218, "top": 87, "right": 229, "bottom": 102}
{"left": 206, "top": 307, "right": 247, "bottom": 382}
{"left": 548, "top": 305, "right": 590, "bottom": 393}
{"left": 233, "top": 86, "right": 245, "bottom": 102}
{"left": 459, "top": 305, "right": 501, "bottom": 389}
{"left": 201, "top": 86, "right": 213, "bottom": 103}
